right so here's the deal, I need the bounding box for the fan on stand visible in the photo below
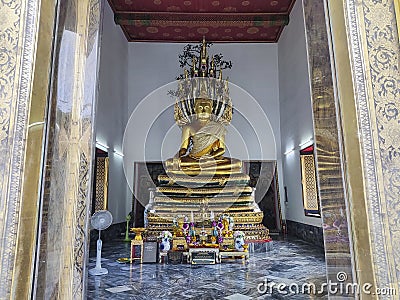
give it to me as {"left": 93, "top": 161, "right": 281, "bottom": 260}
{"left": 89, "top": 210, "right": 113, "bottom": 276}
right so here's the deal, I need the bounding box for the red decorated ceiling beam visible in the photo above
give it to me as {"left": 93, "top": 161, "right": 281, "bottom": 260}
{"left": 115, "top": 12, "right": 289, "bottom": 27}
{"left": 107, "top": 0, "right": 296, "bottom": 14}
{"left": 107, "top": 0, "right": 296, "bottom": 42}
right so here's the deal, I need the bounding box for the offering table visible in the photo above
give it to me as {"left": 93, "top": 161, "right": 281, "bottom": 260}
{"left": 188, "top": 248, "right": 220, "bottom": 264}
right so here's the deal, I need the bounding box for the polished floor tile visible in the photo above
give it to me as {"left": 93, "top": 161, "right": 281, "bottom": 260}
{"left": 87, "top": 238, "right": 327, "bottom": 299}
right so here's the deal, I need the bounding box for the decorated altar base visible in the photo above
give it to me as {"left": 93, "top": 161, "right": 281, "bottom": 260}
{"left": 157, "top": 239, "right": 273, "bottom": 265}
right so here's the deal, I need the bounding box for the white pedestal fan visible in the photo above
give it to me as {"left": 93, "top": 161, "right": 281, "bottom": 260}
{"left": 89, "top": 210, "right": 113, "bottom": 276}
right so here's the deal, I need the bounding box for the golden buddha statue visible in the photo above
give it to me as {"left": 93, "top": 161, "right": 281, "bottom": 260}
{"left": 145, "top": 38, "right": 271, "bottom": 243}
{"left": 162, "top": 37, "right": 243, "bottom": 176}
{"left": 165, "top": 98, "right": 241, "bottom": 175}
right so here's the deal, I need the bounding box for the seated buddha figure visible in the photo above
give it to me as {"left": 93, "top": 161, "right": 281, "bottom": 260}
{"left": 165, "top": 98, "right": 242, "bottom": 175}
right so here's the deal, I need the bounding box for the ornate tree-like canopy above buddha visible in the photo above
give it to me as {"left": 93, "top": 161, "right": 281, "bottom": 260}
{"left": 172, "top": 38, "right": 233, "bottom": 127}
{"left": 165, "top": 39, "right": 242, "bottom": 175}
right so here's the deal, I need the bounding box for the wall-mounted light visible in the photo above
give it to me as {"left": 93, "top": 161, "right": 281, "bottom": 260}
{"left": 284, "top": 148, "right": 295, "bottom": 155}
{"left": 95, "top": 141, "right": 109, "bottom": 152}
{"left": 114, "top": 150, "right": 124, "bottom": 157}
{"left": 299, "top": 138, "right": 314, "bottom": 149}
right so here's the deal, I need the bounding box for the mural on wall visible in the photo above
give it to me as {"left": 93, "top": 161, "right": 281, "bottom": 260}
{"left": 303, "top": 0, "right": 353, "bottom": 291}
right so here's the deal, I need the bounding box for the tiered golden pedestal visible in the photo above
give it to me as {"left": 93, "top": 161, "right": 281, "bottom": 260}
{"left": 145, "top": 172, "right": 270, "bottom": 241}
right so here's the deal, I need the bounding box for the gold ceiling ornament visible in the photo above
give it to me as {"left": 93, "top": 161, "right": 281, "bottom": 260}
{"left": 173, "top": 37, "right": 233, "bottom": 126}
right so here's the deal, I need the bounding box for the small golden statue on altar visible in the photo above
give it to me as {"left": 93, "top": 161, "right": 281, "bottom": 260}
{"left": 130, "top": 227, "right": 146, "bottom": 241}
{"left": 221, "top": 215, "right": 234, "bottom": 238}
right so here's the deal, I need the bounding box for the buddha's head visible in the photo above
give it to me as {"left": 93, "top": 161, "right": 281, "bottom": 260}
{"left": 194, "top": 98, "right": 213, "bottom": 121}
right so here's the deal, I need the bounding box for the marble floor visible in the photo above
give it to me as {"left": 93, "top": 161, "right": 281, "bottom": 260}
{"left": 87, "top": 237, "right": 327, "bottom": 299}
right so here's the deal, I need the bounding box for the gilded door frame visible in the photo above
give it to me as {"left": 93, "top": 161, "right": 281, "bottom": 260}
{"left": 340, "top": 0, "right": 400, "bottom": 295}
{"left": 0, "top": 0, "right": 102, "bottom": 298}
{"left": 0, "top": 0, "right": 44, "bottom": 298}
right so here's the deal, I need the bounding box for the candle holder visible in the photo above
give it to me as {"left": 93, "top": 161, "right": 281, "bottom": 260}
{"left": 130, "top": 227, "right": 146, "bottom": 241}
{"left": 123, "top": 215, "right": 131, "bottom": 242}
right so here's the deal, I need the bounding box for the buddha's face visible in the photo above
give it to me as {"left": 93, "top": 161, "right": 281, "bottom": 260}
{"left": 194, "top": 99, "right": 212, "bottom": 121}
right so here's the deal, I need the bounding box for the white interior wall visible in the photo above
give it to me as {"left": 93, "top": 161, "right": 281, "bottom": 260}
{"left": 278, "top": 0, "right": 322, "bottom": 227}
{"left": 96, "top": 3, "right": 131, "bottom": 223}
